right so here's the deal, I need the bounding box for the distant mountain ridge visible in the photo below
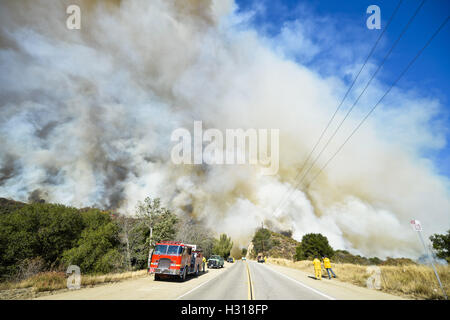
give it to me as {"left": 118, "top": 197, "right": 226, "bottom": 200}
{"left": 250, "top": 228, "right": 418, "bottom": 266}
{"left": 0, "top": 198, "right": 26, "bottom": 215}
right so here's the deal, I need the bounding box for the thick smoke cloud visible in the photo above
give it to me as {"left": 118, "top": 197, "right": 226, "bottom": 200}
{"left": 0, "top": 0, "right": 449, "bottom": 259}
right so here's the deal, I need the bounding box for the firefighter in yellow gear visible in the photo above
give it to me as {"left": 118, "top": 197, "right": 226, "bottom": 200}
{"left": 202, "top": 256, "right": 206, "bottom": 272}
{"left": 323, "top": 256, "right": 336, "bottom": 279}
{"left": 313, "top": 257, "right": 322, "bottom": 280}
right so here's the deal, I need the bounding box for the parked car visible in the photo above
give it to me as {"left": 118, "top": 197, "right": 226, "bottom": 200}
{"left": 207, "top": 255, "right": 224, "bottom": 268}
{"left": 227, "top": 257, "right": 235, "bottom": 263}
{"left": 242, "top": 257, "right": 246, "bottom": 261}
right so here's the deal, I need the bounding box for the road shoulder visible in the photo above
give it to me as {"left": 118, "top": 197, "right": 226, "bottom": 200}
{"left": 35, "top": 263, "right": 235, "bottom": 300}
{"left": 264, "top": 262, "right": 408, "bottom": 300}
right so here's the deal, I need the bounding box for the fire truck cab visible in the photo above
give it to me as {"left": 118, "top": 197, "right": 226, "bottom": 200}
{"left": 148, "top": 241, "right": 204, "bottom": 281}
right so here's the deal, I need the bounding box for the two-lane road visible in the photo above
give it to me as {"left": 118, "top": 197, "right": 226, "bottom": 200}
{"left": 249, "top": 261, "right": 332, "bottom": 300}
{"left": 178, "top": 260, "right": 332, "bottom": 300}
{"left": 37, "top": 260, "right": 403, "bottom": 300}
{"left": 177, "top": 260, "right": 248, "bottom": 299}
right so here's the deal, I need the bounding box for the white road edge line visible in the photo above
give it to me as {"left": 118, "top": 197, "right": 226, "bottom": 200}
{"left": 256, "top": 262, "right": 336, "bottom": 300}
{"left": 175, "top": 263, "right": 237, "bottom": 300}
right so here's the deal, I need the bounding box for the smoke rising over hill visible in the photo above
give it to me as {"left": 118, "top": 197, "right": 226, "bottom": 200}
{"left": 0, "top": 0, "right": 449, "bottom": 259}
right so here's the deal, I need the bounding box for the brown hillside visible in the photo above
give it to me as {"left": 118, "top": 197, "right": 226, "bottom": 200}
{"left": 0, "top": 198, "right": 26, "bottom": 215}
{"left": 265, "top": 231, "right": 300, "bottom": 260}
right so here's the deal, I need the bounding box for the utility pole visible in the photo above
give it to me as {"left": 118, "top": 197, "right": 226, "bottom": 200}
{"left": 125, "top": 220, "right": 132, "bottom": 271}
{"left": 410, "top": 220, "right": 447, "bottom": 300}
{"left": 147, "top": 226, "right": 153, "bottom": 273}
{"left": 260, "top": 221, "right": 265, "bottom": 259}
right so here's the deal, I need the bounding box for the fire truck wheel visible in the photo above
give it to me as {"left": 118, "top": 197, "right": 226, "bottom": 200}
{"left": 180, "top": 268, "right": 186, "bottom": 281}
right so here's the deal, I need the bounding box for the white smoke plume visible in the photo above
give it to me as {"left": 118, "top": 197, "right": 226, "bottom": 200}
{"left": 0, "top": 0, "right": 449, "bottom": 259}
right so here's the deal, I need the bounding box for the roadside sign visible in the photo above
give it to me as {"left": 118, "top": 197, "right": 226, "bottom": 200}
{"left": 410, "top": 219, "right": 422, "bottom": 231}
{"left": 410, "top": 219, "right": 447, "bottom": 300}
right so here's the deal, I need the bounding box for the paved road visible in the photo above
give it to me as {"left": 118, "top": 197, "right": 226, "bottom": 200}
{"left": 36, "top": 265, "right": 229, "bottom": 300}
{"left": 249, "top": 261, "right": 331, "bottom": 300}
{"left": 180, "top": 260, "right": 331, "bottom": 300}
{"left": 178, "top": 260, "right": 248, "bottom": 299}
{"left": 36, "top": 260, "right": 403, "bottom": 300}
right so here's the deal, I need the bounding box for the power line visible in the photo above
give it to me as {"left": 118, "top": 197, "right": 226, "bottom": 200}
{"left": 305, "top": 14, "right": 449, "bottom": 189}
{"left": 273, "top": 0, "right": 427, "bottom": 216}
{"left": 297, "top": 0, "right": 426, "bottom": 188}
{"left": 270, "top": 0, "right": 404, "bottom": 216}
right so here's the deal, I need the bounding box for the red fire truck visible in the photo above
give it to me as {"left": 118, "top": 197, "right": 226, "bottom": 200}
{"left": 148, "top": 241, "right": 205, "bottom": 281}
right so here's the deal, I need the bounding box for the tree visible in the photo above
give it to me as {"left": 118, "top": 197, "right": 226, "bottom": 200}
{"left": 175, "top": 216, "right": 215, "bottom": 258}
{"left": 128, "top": 222, "right": 153, "bottom": 269}
{"left": 136, "top": 197, "right": 177, "bottom": 244}
{"left": 61, "top": 210, "right": 122, "bottom": 274}
{"left": 241, "top": 248, "right": 248, "bottom": 256}
{"left": 296, "top": 233, "right": 334, "bottom": 260}
{"left": 133, "top": 197, "right": 178, "bottom": 269}
{"left": 116, "top": 214, "right": 141, "bottom": 270}
{"left": 430, "top": 230, "right": 450, "bottom": 263}
{"left": 252, "top": 228, "right": 272, "bottom": 257}
{"left": 280, "top": 230, "right": 293, "bottom": 238}
{"left": 368, "top": 257, "right": 382, "bottom": 265}
{"left": 0, "top": 203, "right": 84, "bottom": 277}
{"left": 294, "top": 244, "right": 305, "bottom": 261}
{"left": 212, "top": 234, "right": 233, "bottom": 258}
{"left": 152, "top": 209, "right": 178, "bottom": 243}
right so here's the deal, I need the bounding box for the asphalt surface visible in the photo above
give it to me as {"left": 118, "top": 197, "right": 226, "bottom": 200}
{"left": 249, "top": 261, "right": 331, "bottom": 300}
{"left": 178, "top": 260, "right": 248, "bottom": 300}
{"left": 179, "top": 260, "right": 331, "bottom": 300}
{"left": 36, "top": 260, "right": 403, "bottom": 300}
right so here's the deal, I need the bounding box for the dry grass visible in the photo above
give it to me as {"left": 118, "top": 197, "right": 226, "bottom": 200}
{"left": 268, "top": 258, "right": 450, "bottom": 300}
{"left": 81, "top": 270, "right": 147, "bottom": 287}
{"left": 0, "top": 269, "right": 148, "bottom": 293}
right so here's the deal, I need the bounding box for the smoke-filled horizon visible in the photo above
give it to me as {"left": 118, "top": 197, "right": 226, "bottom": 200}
{"left": 0, "top": 0, "right": 449, "bottom": 259}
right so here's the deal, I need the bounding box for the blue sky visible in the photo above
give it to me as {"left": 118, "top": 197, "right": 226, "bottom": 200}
{"left": 234, "top": 0, "right": 450, "bottom": 177}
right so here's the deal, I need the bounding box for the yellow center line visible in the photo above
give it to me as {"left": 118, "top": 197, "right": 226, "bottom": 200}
{"left": 245, "top": 261, "right": 254, "bottom": 300}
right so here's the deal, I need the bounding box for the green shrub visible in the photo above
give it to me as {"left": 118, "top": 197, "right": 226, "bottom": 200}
{"left": 0, "top": 203, "right": 84, "bottom": 277}
{"left": 252, "top": 228, "right": 272, "bottom": 256}
{"left": 298, "top": 233, "right": 334, "bottom": 259}
{"left": 62, "top": 219, "right": 121, "bottom": 274}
